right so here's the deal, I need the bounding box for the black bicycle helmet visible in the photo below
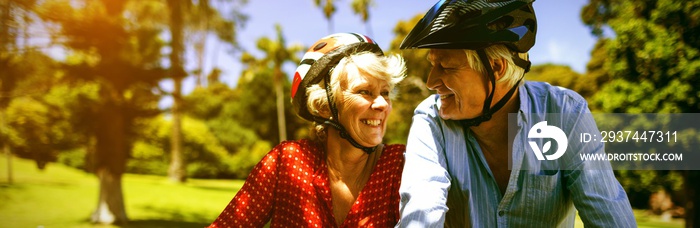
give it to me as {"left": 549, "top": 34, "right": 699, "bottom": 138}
{"left": 400, "top": 0, "right": 536, "bottom": 52}
{"left": 291, "top": 33, "right": 384, "bottom": 153}
{"left": 400, "top": 0, "right": 537, "bottom": 127}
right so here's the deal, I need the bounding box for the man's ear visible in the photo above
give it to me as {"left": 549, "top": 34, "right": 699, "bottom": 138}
{"left": 491, "top": 58, "right": 508, "bottom": 80}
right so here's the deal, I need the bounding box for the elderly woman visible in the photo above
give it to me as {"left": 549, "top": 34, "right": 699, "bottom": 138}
{"left": 208, "top": 33, "right": 407, "bottom": 227}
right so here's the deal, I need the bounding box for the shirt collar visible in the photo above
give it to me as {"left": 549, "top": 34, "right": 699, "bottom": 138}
{"left": 517, "top": 82, "right": 531, "bottom": 125}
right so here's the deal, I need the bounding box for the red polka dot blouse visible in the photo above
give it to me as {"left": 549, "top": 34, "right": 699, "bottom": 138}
{"left": 208, "top": 139, "right": 405, "bottom": 228}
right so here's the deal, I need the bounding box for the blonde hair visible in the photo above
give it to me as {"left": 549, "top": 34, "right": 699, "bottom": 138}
{"left": 462, "top": 45, "right": 528, "bottom": 88}
{"left": 305, "top": 52, "right": 406, "bottom": 139}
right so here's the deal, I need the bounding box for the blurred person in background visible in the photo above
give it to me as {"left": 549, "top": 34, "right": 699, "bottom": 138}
{"left": 209, "top": 32, "right": 407, "bottom": 227}
{"left": 396, "top": 0, "right": 636, "bottom": 227}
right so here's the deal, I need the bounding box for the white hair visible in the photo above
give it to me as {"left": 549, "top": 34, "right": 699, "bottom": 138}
{"left": 462, "top": 44, "right": 528, "bottom": 87}
{"left": 305, "top": 52, "right": 406, "bottom": 139}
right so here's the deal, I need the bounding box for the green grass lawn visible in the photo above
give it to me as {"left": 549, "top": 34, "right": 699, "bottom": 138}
{"left": 0, "top": 155, "right": 685, "bottom": 228}
{"left": 0, "top": 156, "right": 242, "bottom": 228}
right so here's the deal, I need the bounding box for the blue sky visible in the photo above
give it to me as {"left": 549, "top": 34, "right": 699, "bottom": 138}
{"left": 164, "top": 0, "right": 600, "bottom": 104}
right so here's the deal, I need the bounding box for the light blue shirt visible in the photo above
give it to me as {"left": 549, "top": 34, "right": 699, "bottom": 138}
{"left": 397, "top": 81, "right": 636, "bottom": 227}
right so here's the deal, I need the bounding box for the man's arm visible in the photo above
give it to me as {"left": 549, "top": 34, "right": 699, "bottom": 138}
{"left": 563, "top": 105, "right": 637, "bottom": 228}
{"left": 397, "top": 98, "right": 452, "bottom": 228}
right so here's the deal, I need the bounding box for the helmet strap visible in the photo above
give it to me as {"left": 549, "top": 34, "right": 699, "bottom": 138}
{"left": 459, "top": 49, "right": 523, "bottom": 128}
{"left": 320, "top": 74, "right": 377, "bottom": 154}
{"left": 512, "top": 53, "right": 531, "bottom": 73}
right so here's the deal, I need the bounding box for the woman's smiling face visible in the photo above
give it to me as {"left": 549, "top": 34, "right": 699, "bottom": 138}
{"left": 336, "top": 67, "right": 392, "bottom": 147}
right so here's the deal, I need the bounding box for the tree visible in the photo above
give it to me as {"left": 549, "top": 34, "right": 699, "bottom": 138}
{"left": 237, "top": 52, "right": 310, "bottom": 143}
{"left": 183, "top": 82, "right": 274, "bottom": 178}
{"left": 190, "top": 2, "right": 209, "bottom": 88}
{"left": 384, "top": 14, "right": 431, "bottom": 144}
{"left": 351, "top": 0, "right": 375, "bottom": 37}
{"left": 313, "top": 0, "right": 337, "bottom": 33}
{"left": 3, "top": 51, "right": 69, "bottom": 170}
{"left": 245, "top": 24, "right": 303, "bottom": 143}
{"left": 36, "top": 0, "right": 166, "bottom": 224}
{"left": 187, "top": 0, "right": 247, "bottom": 87}
{"left": 184, "top": 82, "right": 260, "bottom": 151}
{"left": 166, "top": 0, "right": 187, "bottom": 183}
{"left": 582, "top": 1, "right": 700, "bottom": 226}
{"left": 579, "top": 39, "right": 613, "bottom": 101}
{"left": 525, "top": 64, "right": 580, "bottom": 89}
{"left": 166, "top": 0, "right": 245, "bottom": 183}
{"left": 524, "top": 63, "right": 603, "bottom": 98}
{"left": 0, "top": 0, "right": 39, "bottom": 184}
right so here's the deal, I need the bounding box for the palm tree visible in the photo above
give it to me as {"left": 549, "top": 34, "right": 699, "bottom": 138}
{"left": 250, "top": 24, "right": 302, "bottom": 143}
{"left": 166, "top": 0, "right": 188, "bottom": 183}
{"left": 167, "top": 0, "right": 244, "bottom": 183}
{"left": 191, "top": 5, "right": 208, "bottom": 88}
{"left": 351, "top": 0, "right": 375, "bottom": 37}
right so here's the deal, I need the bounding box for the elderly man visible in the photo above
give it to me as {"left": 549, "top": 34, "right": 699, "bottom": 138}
{"left": 396, "top": 0, "right": 636, "bottom": 227}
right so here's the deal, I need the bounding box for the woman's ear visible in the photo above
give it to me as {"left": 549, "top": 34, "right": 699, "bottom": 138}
{"left": 491, "top": 58, "right": 508, "bottom": 80}
{"left": 317, "top": 106, "right": 332, "bottom": 119}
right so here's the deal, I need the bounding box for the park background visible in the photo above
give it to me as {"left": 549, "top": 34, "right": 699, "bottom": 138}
{"left": 0, "top": 0, "right": 698, "bottom": 227}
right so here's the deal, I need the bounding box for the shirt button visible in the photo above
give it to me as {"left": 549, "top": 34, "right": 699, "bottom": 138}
{"left": 498, "top": 211, "right": 505, "bottom": 216}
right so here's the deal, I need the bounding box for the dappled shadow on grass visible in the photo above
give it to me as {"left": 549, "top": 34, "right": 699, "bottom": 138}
{"left": 190, "top": 185, "right": 240, "bottom": 192}
{"left": 1, "top": 180, "right": 73, "bottom": 188}
{"left": 128, "top": 205, "right": 213, "bottom": 228}
{"left": 0, "top": 183, "right": 20, "bottom": 188}
{"left": 120, "top": 220, "right": 209, "bottom": 228}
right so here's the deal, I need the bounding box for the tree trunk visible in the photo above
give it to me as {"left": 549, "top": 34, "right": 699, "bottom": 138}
{"left": 687, "top": 170, "right": 700, "bottom": 228}
{"left": 168, "top": 77, "right": 186, "bottom": 182}
{"left": 0, "top": 0, "right": 10, "bottom": 47}
{"left": 167, "top": 0, "right": 186, "bottom": 183}
{"left": 3, "top": 143, "right": 11, "bottom": 184}
{"left": 1, "top": 0, "right": 14, "bottom": 186}
{"left": 91, "top": 103, "right": 128, "bottom": 224}
{"left": 274, "top": 67, "right": 287, "bottom": 142}
{"left": 91, "top": 166, "right": 127, "bottom": 224}
{"left": 194, "top": 32, "right": 206, "bottom": 88}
